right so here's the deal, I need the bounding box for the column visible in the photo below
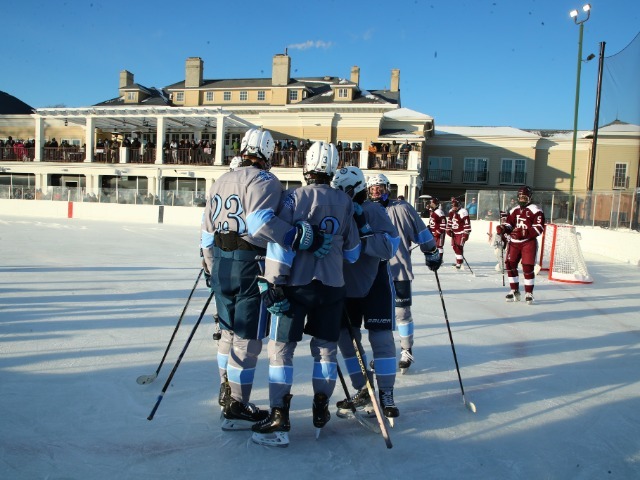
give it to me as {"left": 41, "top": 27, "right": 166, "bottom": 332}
{"left": 34, "top": 115, "right": 44, "bottom": 162}
{"left": 214, "top": 114, "right": 225, "bottom": 166}
{"left": 84, "top": 116, "right": 95, "bottom": 163}
{"left": 155, "top": 116, "right": 166, "bottom": 165}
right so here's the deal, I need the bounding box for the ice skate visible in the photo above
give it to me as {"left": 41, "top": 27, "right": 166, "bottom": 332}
{"left": 379, "top": 388, "right": 399, "bottom": 427}
{"left": 525, "top": 293, "right": 534, "bottom": 305}
{"left": 505, "top": 290, "right": 521, "bottom": 302}
{"left": 251, "top": 394, "right": 292, "bottom": 447}
{"left": 336, "top": 388, "right": 374, "bottom": 418}
{"left": 398, "top": 348, "right": 414, "bottom": 374}
{"left": 217, "top": 375, "right": 231, "bottom": 418}
{"left": 312, "top": 392, "right": 330, "bottom": 439}
{"left": 221, "top": 399, "right": 268, "bottom": 431}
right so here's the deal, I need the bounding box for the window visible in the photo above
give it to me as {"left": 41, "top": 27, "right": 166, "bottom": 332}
{"left": 205, "top": 91, "right": 214, "bottom": 102}
{"left": 126, "top": 92, "right": 135, "bottom": 101}
{"left": 175, "top": 92, "right": 184, "bottom": 102}
{"left": 239, "top": 91, "right": 248, "bottom": 101}
{"left": 257, "top": 90, "right": 266, "bottom": 101}
{"left": 500, "top": 158, "right": 526, "bottom": 184}
{"left": 289, "top": 90, "right": 298, "bottom": 101}
{"left": 338, "top": 88, "right": 349, "bottom": 98}
{"left": 613, "top": 163, "right": 628, "bottom": 189}
{"left": 463, "top": 157, "right": 488, "bottom": 183}
{"left": 427, "top": 156, "right": 452, "bottom": 182}
{"left": 223, "top": 91, "right": 231, "bottom": 101}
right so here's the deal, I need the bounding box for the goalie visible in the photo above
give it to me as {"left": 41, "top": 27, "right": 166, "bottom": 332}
{"left": 500, "top": 186, "right": 546, "bottom": 304}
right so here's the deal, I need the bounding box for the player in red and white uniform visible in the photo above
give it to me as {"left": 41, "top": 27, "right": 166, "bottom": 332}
{"left": 446, "top": 198, "right": 471, "bottom": 269}
{"left": 428, "top": 197, "right": 447, "bottom": 260}
{"left": 499, "top": 186, "right": 545, "bottom": 304}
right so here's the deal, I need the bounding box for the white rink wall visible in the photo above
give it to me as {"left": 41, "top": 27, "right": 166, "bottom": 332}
{"left": 1, "top": 199, "right": 639, "bottom": 266}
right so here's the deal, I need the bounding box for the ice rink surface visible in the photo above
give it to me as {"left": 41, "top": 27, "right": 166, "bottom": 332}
{"left": 1, "top": 217, "right": 638, "bottom": 479}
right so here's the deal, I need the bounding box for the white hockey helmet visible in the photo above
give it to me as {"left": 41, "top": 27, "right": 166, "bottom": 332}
{"left": 331, "top": 166, "right": 367, "bottom": 199}
{"left": 304, "top": 141, "right": 339, "bottom": 178}
{"left": 240, "top": 128, "right": 275, "bottom": 162}
{"left": 367, "top": 173, "right": 390, "bottom": 190}
{"left": 229, "top": 156, "right": 243, "bottom": 171}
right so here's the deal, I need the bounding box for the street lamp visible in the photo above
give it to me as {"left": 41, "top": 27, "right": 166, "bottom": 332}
{"left": 569, "top": 4, "right": 591, "bottom": 199}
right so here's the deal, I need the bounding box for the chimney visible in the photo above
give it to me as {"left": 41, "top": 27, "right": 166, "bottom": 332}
{"left": 119, "top": 70, "right": 133, "bottom": 89}
{"left": 350, "top": 66, "right": 360, "bottom": 86}
{"left": 272, "top": 53, "right": 291, "bottom": 86}
{"left": 185, "top": 57, "right": 204, "bottom": 88}
{"left": 390, "top": 69, "right": 400, "bottom": 92}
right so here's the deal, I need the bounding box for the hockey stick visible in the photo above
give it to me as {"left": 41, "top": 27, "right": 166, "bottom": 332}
{"left": 462, "top": 256, "right": 474, "bottom": 276}
{"left": 433, "top": 271, "right": 477, "bottom": 413}
{"left": 137, "top": 268, "right": 204, "bottom": 385}
{"left": 343, "top": 313, "right": 393, "bottom": 449}
{"left": 147, "top": 290, "right": 215, "bottom": 420}
{"left": 336, "top": 362, "right": 381, "bottom": 434}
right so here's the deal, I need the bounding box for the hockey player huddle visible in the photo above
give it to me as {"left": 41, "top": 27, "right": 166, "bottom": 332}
{"left": 200, "top": 128, "right": 442, "bottom": 447}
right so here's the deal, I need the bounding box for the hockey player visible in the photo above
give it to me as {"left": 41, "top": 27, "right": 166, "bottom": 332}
{"left": 428, "top": 197, "right": 447, "bottom": 261}
{"left": 330, "top": 166, "right": 402, "bottom": 422}
{"left": 500, "top": 186, "right": 545, "bottom": 304}
{"left": 367, "top": 174, "right": 442, "bottom": 373}
{"left": 202, "top": 128, "right": 333, "bottom": 431}
{"left": 446, "top": 198, "right": 471, "bottom": 269}
{"left": 251, "top": 142, "right": 361, "bottom": 447}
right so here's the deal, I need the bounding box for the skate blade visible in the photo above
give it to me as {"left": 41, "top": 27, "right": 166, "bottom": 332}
{"left": 251, "top": 431, "right": 289, "bottom": 448}
{"left": 315, "top": 427, "right": 322, "bottom": 440}
{"left": 387, "top": 417, "right": 395, "bottom": 428}
{"left": 220, "top": 418, "right": 255, "bottom": 431}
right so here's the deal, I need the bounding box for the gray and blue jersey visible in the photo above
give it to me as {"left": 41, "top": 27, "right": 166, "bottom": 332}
{"left": 264, "top": 184, "right": 361, "bottom": 287}
{"left": 344, "top": 201, "right": 400, "bottom": 298}
{"left": 386, "top": 199, "right": 436, "bottom": 281}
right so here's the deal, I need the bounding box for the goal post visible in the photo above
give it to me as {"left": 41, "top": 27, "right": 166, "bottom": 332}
{"left": 538, "top": 224, "right": 593, "bottom": 284}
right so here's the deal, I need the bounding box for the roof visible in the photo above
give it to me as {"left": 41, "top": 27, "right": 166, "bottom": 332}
{"left": 436, "top": 125, "right": 540, "bottom": 138}
{"left": 0, "top": 91, "right": 34, "bottom": 114}
{"left": 93, "top": 87, "right": 171, "bottom": 107}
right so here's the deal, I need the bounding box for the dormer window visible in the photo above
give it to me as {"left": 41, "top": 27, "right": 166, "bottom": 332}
{"left": 126, "top": 92, "right": 136, "bottom": 101}
{"left": 176, "top": 92, "right": 184, "bottom": 102}
{"left": 338, "top": 88, "right": 349, "bottom": 98}
{"left": 289, "top": 90, "right": 298, "bottom": 101}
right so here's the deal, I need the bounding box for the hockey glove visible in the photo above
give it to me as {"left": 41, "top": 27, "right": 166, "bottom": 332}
{"left": 257, "top": 277, "right": 290, "bottom": 315}
{"left": 201, "top": 256, "right": 212, "bottom": 289}
{"left": 423, "top": 247, "right": 443, "bottom": 272}
{"left": 353, "top": 202, "right": 373, "bottom": 237}
{"left": 290, "top": 221, "right": 333, "bottom": 258}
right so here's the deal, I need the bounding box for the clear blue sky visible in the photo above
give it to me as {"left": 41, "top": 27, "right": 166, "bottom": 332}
{"left": 2, "top": 0, "right": 638, "bottom": 130}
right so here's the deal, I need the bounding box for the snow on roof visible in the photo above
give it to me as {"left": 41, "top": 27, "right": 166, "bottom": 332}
{"left": 384, "top": 107, "right": 433, "bottom": 121}
{"left": 435, "top": 125, "right": 539, "bottom": 138}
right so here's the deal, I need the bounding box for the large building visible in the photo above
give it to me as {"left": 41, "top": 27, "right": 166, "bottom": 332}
{"left": 1, "top": 52, "right": 638, "bottom": 225}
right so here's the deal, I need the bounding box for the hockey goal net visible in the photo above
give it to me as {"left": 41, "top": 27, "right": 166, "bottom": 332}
{"left": 538, "top": 224, "right": 593, "bottom": 284}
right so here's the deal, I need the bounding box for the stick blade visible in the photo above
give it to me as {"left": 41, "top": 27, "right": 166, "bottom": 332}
{"left": 136, "top": 373, "right": 157, "bottom": 385}
{"left": 465, "top": 400, "right": 477, "bottom": 413}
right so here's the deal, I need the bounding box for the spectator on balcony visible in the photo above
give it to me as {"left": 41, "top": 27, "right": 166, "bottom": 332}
{"left": 287, "top": 139, "right": 298, "bottom": 166}
{"left": 389, "top": 140, "right": 399, "bottom": 164}
{"left": 380, "top": 142, "right": 389, "bottom": 163}
{"left": 232, "top": 137, "right": 240, "bottom": 156}
{"left": 368, "top": 141, "right": 378, "bottom": 166}
{"left": 131, "top": 137, "right": 141, "bottom": 149}
{"left": 170, "top": 139, "right": 178, "bottom": 163}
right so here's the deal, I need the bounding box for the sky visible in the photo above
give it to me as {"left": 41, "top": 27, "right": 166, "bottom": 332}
{"left": 1, "top": 216, "right": 639, "bottom": 479}
{"left": 1, "top": 1, "right": 639, "bottom": 129}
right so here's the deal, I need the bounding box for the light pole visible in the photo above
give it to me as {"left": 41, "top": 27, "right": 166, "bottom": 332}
{"left": 569, "top": 4, "right": 591, "bottom": 199}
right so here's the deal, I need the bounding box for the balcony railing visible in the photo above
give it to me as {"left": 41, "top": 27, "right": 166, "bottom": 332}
{"left": 426, "top": 169, "right": 452, "bottom": 183}
{"left": 499, "top": 171, "right": 527, "bottom": 185}
{"left": 462, "top": 170, "right": 488, "bottom": 184}
{"left": 1, "top": 146, "right": 35, "bottom": 161}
